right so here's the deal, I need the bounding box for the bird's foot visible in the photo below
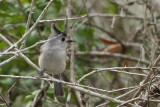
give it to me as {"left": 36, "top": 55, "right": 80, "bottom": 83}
{"left": 40, "top": 69, "right": 45, "bottom": 76}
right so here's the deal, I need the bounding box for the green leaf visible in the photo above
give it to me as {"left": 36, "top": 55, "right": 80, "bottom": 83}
{"left": 25, "top": 95, "right": 34, "bottom": 102}
{"left": 0, "top": 10, "right": 11, "bottom": 17}
{"left": 25, "top": 90, "right": 40, "bottom": 102}
{"left": 32, "top": 89, "right": 40, "bottom": 95}
{"left": 32, "top": 8, "right": 41, "bottom": 20}
{"left": 0, "top": 1, "right": 18, "bottom": 12}
{"left": 104, "top": 1, "right": 118, "bottom": 14}
{"left": 0, "top": 57, "right": 13, "bottom": 74}
{"left": 0, "top": 41, "right": 7, "bottom": 51}
{"left": 5, "top": 2, "right": 18, "bottom": 12}
{"left": 74, "top": 25, "right": 87, "bottom": 45}
{"left": 26, "top": 30, "right": 39, "bottom": 47}
{"left": 53, "top": 0, "right": 62, "bottom": 11}
{"left": 26, "top": 102, "right": 32, "bottom": 107}
{"left": 16, "top": 23, "right": 26, "bottom": 34}
{"left": 0, "top": 78, "right": 13, "bottom": 86}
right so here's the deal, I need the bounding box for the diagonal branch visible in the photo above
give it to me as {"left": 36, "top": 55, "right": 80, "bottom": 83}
{"left": 0, "top": 93, "right": 11, "bottom": 107}
{"left": 133, "top": 54, "right": 160, "bottom": 98}
{"left": 0, "top": 34, "right": 40, "bottom": 71}
{"left": 0, "top": 0, "right": 54, "bottom": 58}
{"left": 20, "top": 0, "right": 35, "bottom": 49}
{"left": 0, "top": 74, "right": 124, "bottom": 104}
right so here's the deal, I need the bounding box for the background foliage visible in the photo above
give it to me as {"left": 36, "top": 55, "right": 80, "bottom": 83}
{"left": 0, "top": 0, "right": 160, "bottom": 107}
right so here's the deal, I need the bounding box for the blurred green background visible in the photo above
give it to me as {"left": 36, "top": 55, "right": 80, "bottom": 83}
{"left": 0, "top": 0, "right": 159, "bottom": 107}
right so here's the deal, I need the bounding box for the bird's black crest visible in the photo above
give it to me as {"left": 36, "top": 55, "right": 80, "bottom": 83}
{"left": 51, "top": 24, "right": 67, "bottom": 37}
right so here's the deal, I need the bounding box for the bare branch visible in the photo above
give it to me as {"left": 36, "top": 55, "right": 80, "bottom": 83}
{"left": 0, "top": 93, "right": 11, "bottom": 107}
{"left": 0, "top": 74, "right": 123, "bottom": 104}
{"left": 0, "top": 34, "right": 40, "bottom": 71}
{"left": 39, "top": 13, "right": 145, "bottom": 23}
{"left": 133, "top": 55, "right": 160, "bottom": 98}
{"left": 25, "top": 0, "right": 34, "bottom": 32}
{"left": 20, "top": 0, "right": 35, "bottom": 49}
{"left": 0, "top": 55, "right": 17, "bottom": 66}
{"left": 67, "top": 0, "right": 83, "bottom": 106}
{"left": 78, "top": 67, "right": 151, "bottom": 83}
{"left": 0, "top": 0, "right": 54, "bottom": 58}
{"left": 74, "top": 51, "right": 150, "bottom": 64}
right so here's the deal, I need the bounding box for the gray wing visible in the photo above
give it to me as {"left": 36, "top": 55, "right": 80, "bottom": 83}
{"left": 40, "top": 42, "right": 56, "bottom": 52}
{"left": 40, "top": 43, "right": 47, "bottom": 53}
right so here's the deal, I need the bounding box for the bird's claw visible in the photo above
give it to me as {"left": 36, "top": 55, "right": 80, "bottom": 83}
{"left": 40, "top": 69, "right": 45, "bottom": 76}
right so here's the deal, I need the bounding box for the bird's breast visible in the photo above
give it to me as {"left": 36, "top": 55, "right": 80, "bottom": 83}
{"left": 39, "top": 49, "right": 66, "bottom": 74}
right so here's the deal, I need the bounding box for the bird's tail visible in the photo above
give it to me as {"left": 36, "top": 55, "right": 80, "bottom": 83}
{"left": 53, "top": 75, "right": 64, "bottom": 97}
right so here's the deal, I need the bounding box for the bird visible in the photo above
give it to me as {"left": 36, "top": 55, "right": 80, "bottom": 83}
{"left": 38, "top": 24, "right": 73, "bottom": 96}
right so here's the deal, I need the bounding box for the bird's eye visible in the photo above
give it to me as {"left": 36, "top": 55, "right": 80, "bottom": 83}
{"left": 61, "top": 37, "right": 65, "bottom": 41}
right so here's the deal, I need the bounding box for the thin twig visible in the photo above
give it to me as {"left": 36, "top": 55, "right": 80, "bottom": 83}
{"left": 0, "top": 34, "right": 61, "bottom": 56}
{"left": 39, "top": 13, "right": 145, "bottom": 23}
{"left": 0, "top": 74, "right": 124, "bottom": 104}
{"left": 20, "top": 0, "right": 34, "bottom": 49}
{"left": 95, "top": 101, "right": 109, "bottom": 107}
{"left": 32, "top": 83, "right": 49, "bottom": 107}
{"left": 133, "top": 55, "right": 160, "bottom": 98}
{"left": 7, "top": 82, "right": 16, "bottom": 105}
{"left": 66, "top": 89, "right": 72, "bottom": 107}
{"left": 1, "top": 50, "right": 150, "bottom": 65}
{"left": 118, "top": 97, "right": 140, "bottom": 107}
{"left": 0, "top": 34, "right": 40, "bottom": 71}
{"left": 0, "top": 93, "right": 11, "bottom": 107}
{"left": 0, "top": 55, "right": 17, "bottom": 66}
{"left": 78, "top": 67, "right": 152, "bottom": 83}
{"left": 0, "top": 0, "right": 54, "bottom": 58}
{"left": 25, "top": 0, "right": 34, "bottom": 32}
{"left": 67, "top": 0, "right": 83, "bottom": 106}
{"left": 46, "top": 96, "right": 65, "bottom": 106}
{"left": 74, "top": 51, "right": 150, "bottom": 65}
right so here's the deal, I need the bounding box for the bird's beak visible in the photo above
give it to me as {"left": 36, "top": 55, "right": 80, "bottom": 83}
{"left": 66, "top": 40, "right": 74, "bottom": 43}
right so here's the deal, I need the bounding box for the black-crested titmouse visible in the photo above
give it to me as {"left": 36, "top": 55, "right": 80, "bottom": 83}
{"left": 38, "top": 24, "right": 73, "bottom": 96}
